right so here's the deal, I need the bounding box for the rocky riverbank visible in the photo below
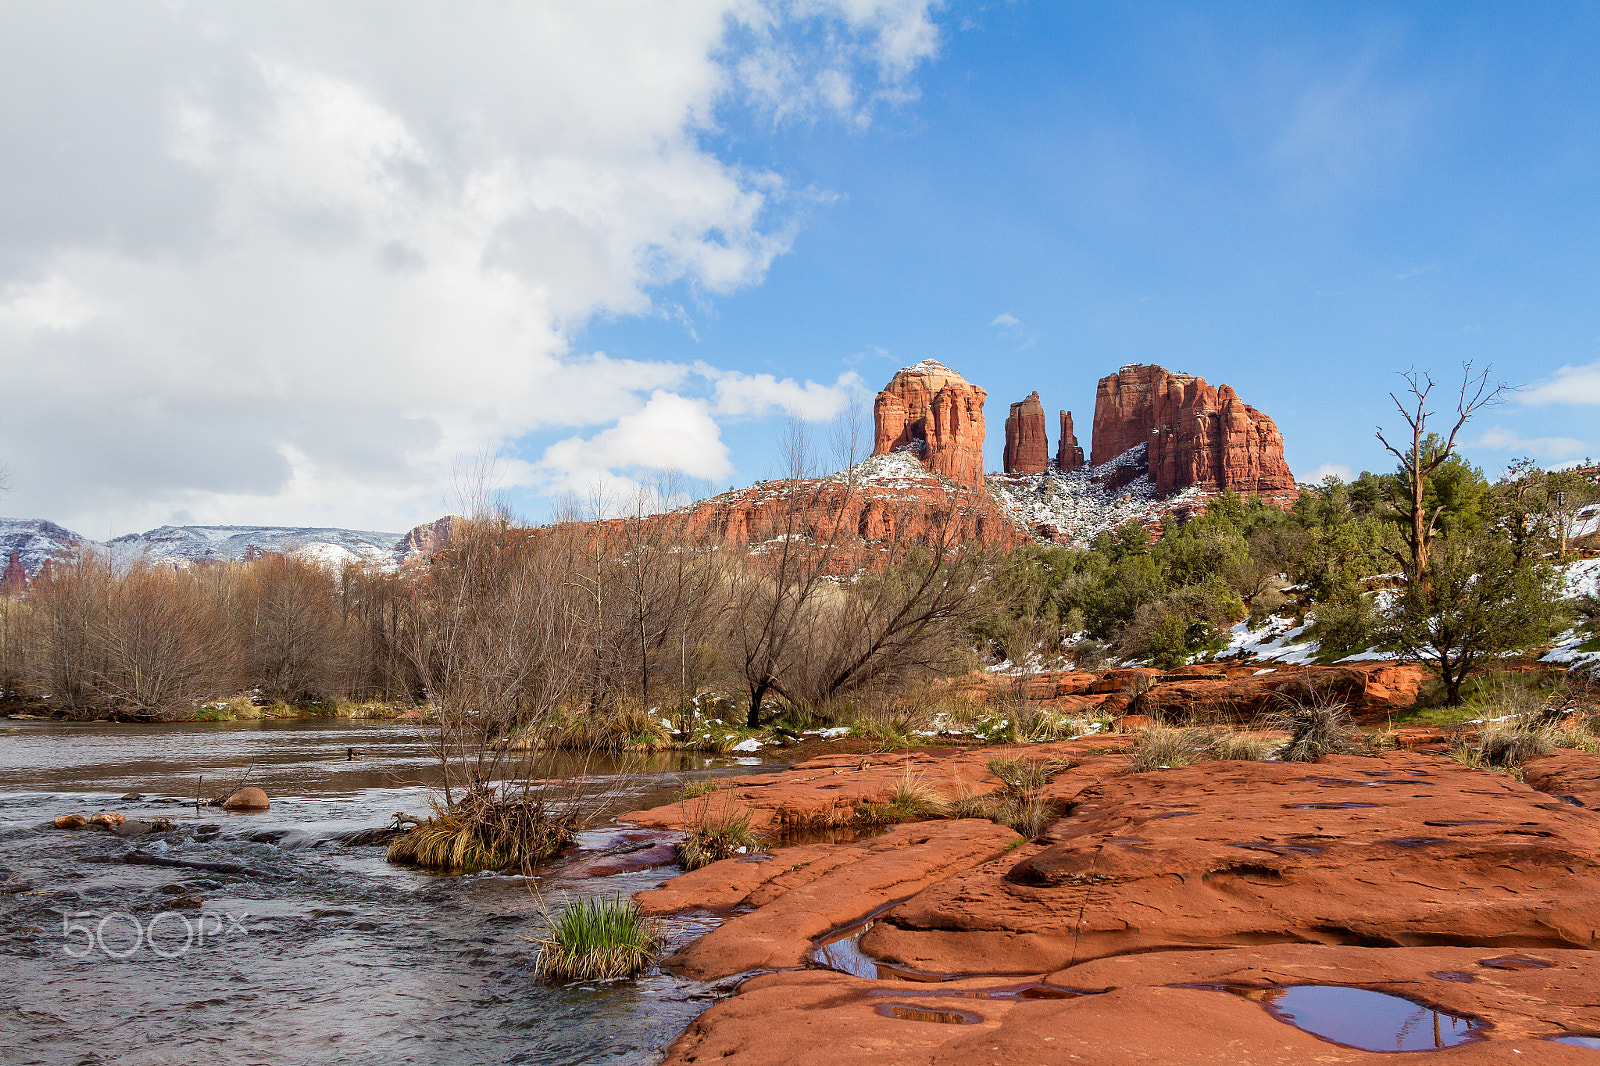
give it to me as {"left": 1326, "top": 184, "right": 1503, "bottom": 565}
{"left": 622, "top": 739, "right": 1600, "bottom": 1063}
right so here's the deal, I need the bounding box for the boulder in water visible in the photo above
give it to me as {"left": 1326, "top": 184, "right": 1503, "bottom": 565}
{"left": 221, "top": 787, "right": 270, "bottom": 811}
{"left": 90, "top": 812, "right": 126, "bottom": 827}
{"left": 53, "top": 814, "right": 87, "bottom": 829}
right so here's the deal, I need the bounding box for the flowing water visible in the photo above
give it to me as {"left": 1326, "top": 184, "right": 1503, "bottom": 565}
{"left": 0, "top": 719, "right": 766, "bottom": 1066}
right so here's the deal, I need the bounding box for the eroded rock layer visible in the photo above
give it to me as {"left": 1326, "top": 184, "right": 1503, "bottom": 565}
{"left": 872, "top": 362, "right": 988, "bottom": 489}
{"left": 1090, "top": 364, "right": 1295, "bottom": 494}
{"left": 1002, "top": 392, "right": 1049, "bottom": 474}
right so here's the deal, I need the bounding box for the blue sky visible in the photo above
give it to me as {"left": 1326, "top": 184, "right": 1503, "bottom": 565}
{"left": 3, "top": 2, "right": 1598, "bottom": 533}
{"left": 575, "top": 2, "right": 1600, "bottom": 495}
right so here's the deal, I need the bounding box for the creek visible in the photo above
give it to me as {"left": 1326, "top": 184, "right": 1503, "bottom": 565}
{"left": 0, "top": 718, "right": 767, "bottom": 1066}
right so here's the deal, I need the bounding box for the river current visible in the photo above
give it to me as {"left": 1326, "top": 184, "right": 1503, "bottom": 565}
{"left": 0, "top": 719, "right": 756, "bottom": 1066}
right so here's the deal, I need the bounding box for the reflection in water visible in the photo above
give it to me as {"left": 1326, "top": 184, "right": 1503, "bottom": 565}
{"left": 1260, "top": 985, "right": 1483, "bottom": 1051}
{"left": 0, "top": 719, "right": 767, "bottom": 1065}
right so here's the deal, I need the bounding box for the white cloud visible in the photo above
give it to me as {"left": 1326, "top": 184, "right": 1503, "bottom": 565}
{"left": 0, "top": 2, "right": 940, "bottom": 533}
{"left": 1521, "top": 360, "right": 1600, "bottom": 406}
{"left": 537, "top": 391, "right": 733, "bottom": 494}
{"left": 988, "top": 310, "right": 1037, "bottom": 349}
{"left": 1469, "top": 426, "right": 1590, "bottom": 461}
{"left": 705, "top": 367, "right": 866, "bottom": 419}
{"left": 1304, "top": 462, "right": 1354, "bottom": 484}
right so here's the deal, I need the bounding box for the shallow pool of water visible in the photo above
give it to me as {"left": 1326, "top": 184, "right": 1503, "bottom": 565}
{"left": 0, "top": 718, "right": 770, "bottom": 1065}
{"left": 1260, "top": 985, "right": 1483, "bottom": 1052}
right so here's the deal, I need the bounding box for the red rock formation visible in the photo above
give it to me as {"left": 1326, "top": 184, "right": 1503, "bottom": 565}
{"left": 1090, "top": 364, "right": 1295, "bottom": 495}
{"left": 1056, "top": 410, "right": 1084, "bottom": 472}
{"left": 392, "top": 515, "right": 467, "bottom": 565}
{"left": 666, "top": 471, "right": 1026, "bottom": 552}
{"left": 1002, "top": 392, "right": 1049, "bottom": 474}
{"left": 872, "top": 362, "right": 987, "bottom": 488}
{"left": 0, "top": 550, "right": 25, "bottom": 595}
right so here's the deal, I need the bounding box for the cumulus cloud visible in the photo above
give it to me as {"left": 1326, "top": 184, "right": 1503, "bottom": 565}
{"left": 1469, "top": 426, "right": 1590, "bottom": 461}
{"left": 1521, "top": 359, "right": 1600, "bottom": 406}
{"left": 0, "top": 1, "right": 940, "bottom": 533}
{"left": 1303, "top": 462, "right": 1354, "bottom": 484}
{"left": 537, "top": 391, "right": 733, "bottom": 495}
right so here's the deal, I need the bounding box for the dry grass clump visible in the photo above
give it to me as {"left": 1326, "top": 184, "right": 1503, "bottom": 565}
{"left": 532, "top": 893, "right": 662, "bottom": 982}
{"left": 1205, "top": 732, "right": 1280, "bottom": 761}
{"left": 387, "top": 791, "right": 577, "bottom": 873}
{"left": 1475, "top": 719, "right": 1561, "bottom": 769}
{"left": 1127, "top": 726, "right": 1215, "bottom": 773}
{"left": 1127, "top": 724, "right": 1281, "bottom": 772}
{"left": 886, "top": 770, "right": 951, "bottom": 820}
{"left": 1263, "top": 693, "right": 1359, "bottom": 762}
{"left": 677, "top": 807, "right": 760, "bottom": 870}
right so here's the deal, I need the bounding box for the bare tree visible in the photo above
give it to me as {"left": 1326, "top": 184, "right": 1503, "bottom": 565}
{"left": 1375, "top": 364, "right": 1508, "bottom": 585}
{"left": 729, "top": 417, "right": 862, "bottom": 726}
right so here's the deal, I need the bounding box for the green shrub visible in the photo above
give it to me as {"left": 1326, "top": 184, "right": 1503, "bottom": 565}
{"left": 533, "top": 893, "right": 662, "bottom": 982}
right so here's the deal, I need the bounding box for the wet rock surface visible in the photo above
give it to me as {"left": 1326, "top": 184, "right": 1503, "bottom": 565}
{"left": 641, "top": 749, "right": 1600, "bottom": 1064}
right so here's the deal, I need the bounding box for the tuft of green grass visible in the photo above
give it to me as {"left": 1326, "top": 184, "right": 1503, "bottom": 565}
{"left": 532, "top": 893, "right": 662, "bottom": 982}
{"left": 672, "top": 778, "right": 724, "bottom": 803}
{"left": 677, "top": 808, "right": 760, "bottom": 870}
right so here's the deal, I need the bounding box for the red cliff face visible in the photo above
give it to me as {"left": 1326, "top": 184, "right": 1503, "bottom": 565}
{"left": 1003, "top": 391, "right": 1049, "bottom": 474}
{"left": 1090, "top": 365, "right": 1295, "bottom": 495}
{"left": 1057, "top": 410, "right": 1085, "bottom": 472}
{"left": 872, "top": 361, "right": 987, "bottom": 489}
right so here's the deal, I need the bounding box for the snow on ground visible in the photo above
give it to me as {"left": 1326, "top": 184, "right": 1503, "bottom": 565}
{"left": 1542, "top": 629, "right": 1600, "bottom": 672}
{"left": 1570, "top": 505, "right": 1600, "bottom": 541}
{"left": 1561, "top": 557, "right": 1600, "bottom": 599}
{"left": 986, "top": 444, "right": 1205, "bottom": 546}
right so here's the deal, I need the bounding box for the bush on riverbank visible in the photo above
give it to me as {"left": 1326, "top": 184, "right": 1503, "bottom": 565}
{"left": 533, "top": 893, "right": 662, "bottom": 982}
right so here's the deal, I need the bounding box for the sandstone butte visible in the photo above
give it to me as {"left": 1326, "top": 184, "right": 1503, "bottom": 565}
{"left": 625, "top": 737, "right": 1600, "bottom": 1065}
{"left": 1090, "top": 363, "right": 1296, "bottom": 495}
{"left": 872, "top": 361, "right": 988, "bottom": 489}
{"left": 1002, "top": 391, "right": 1049, "bottom": 474}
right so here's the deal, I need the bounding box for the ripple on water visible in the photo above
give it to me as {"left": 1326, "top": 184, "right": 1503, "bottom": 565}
{"left": 0, "top": 718, "right": 775, "bottom": 1065}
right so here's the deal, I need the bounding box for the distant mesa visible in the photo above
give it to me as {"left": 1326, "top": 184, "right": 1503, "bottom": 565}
{"left": 0, "top": 362, "right": 1297, "bottom": 578}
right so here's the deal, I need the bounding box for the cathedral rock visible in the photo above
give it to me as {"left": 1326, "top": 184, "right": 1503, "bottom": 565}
{"left": 1090, "top": 364, "right": 1295, "bottom": 494}
{"left": 1002, "top": 392, "right": 1049, "bottom": 474}
{"left": 872, "top": 361, "right": 987, "bottom": 489}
